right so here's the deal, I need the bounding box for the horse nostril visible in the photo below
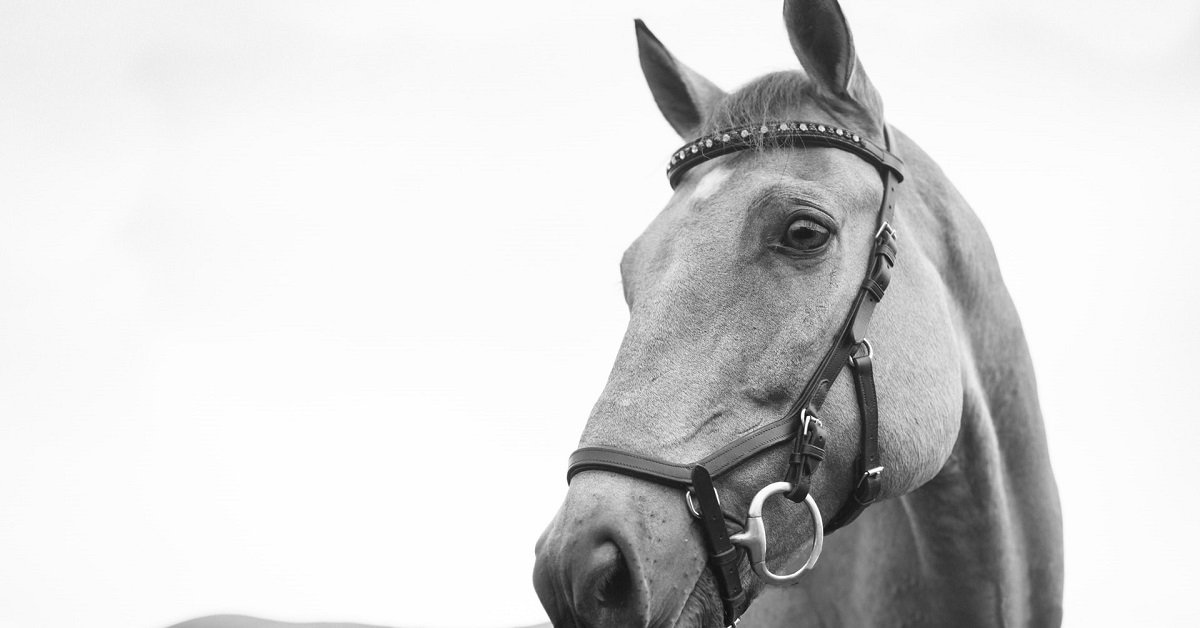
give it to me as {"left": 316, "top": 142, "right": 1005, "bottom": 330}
{"left": 591, "top": 542, "right": 632, "bottom": 606}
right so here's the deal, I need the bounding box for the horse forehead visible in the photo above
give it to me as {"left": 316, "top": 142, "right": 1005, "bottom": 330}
{"left": 625, "top": 160, "right": 747, "bottom": 275}
{"left": 673, "top": 148, "right": 881, "bottom": 211}
{"left": 687, "top": 162, "right": 735, "bottom": 203}
{"left": 627, "top": 148, "right": 882, "bottom": 284}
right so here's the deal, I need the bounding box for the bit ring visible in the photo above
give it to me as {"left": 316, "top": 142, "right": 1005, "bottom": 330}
{"left": 728, "top": 481, "right": 824, "bottom": 586}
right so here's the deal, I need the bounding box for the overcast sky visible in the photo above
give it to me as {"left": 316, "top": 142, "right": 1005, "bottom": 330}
{"left": 2, "top": 2, "right": 1198, "bottom": 627}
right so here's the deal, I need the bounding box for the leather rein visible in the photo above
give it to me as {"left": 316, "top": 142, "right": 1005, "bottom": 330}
{"left": 565, "top": 120, "right": 904, "bottom": 627}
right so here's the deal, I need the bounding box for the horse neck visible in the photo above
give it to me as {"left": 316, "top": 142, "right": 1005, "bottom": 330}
{"left": 863, "top": 129, "right": 1064, "bottom": 623}
{"left": 754, "top": 130, "right": 1065, "bottom": 626}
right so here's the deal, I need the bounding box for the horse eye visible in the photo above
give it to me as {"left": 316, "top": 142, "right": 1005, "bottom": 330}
{"left": 782, "top": 218, "right": 831, "bottom": 252}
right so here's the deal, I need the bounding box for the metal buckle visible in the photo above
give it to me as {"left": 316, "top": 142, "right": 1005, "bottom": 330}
{"left": 728, "top": 482, "right": 824, "bottom": 586}
{"left": 875, "top": 220, "right": 896, "bottom": 240}
{"left": 800, "top": 409, "right": 822, "bottom": 437}
{"left": 685, "top": 486, "right": 722, "bottom": 519}
{"left": 856, "top": 466, "right": 884, "bottom": 490}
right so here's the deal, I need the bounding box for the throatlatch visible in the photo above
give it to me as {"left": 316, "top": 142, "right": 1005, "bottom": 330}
{"left": 566, "top": 120, "right": 903, "bottom": 628}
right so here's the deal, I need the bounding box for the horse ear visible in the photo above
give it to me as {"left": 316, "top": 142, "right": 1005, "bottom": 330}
{"left": 782, "top": 0, "right": 882, "bottom": 119}
{"left": 635, "top": 19, "right": 726, "bottom": 138}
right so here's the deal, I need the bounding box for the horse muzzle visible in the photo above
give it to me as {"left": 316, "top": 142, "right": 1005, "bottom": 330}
{"left": 533, "top": 472, "right": 709, "bottom": 628}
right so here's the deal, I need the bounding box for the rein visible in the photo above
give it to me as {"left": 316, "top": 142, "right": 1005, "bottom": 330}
{"left": 565, "top": 120, "right": 904, "bottom": 627}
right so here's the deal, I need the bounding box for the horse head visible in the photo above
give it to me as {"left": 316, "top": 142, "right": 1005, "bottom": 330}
{"left": 531, "top": 1, "right": 1057, "bottom": 627}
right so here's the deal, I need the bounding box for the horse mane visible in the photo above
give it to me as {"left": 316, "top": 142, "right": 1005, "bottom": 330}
{"left": 698, "top": 71, "right": 881, "bottom": 141}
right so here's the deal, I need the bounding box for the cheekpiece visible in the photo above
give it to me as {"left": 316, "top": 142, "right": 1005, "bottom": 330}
{"left": 665, "top": 121, "right": 901, "bottom": 188}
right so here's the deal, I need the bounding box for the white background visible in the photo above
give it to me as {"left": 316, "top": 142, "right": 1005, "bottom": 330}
{"left": 2, "top": 1, "right": 1198, "bottom": 627}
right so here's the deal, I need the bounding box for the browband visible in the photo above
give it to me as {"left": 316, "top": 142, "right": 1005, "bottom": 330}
{"left": 666, "top": 121, "right": 904, "bottom": 188}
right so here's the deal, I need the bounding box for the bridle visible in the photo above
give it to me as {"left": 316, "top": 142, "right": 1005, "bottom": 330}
{"left": 565, "top": 120, "right": 904, "bottom": 627}
{"left": 567, "top": 121, "right": 903, "bottom": 626}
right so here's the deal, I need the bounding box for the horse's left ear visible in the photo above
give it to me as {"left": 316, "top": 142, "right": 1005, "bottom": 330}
{"left": 783, "top": 0, "right": 883, "bottom": 121}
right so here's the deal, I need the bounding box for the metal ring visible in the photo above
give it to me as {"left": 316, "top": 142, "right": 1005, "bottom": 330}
{"left": 848, "top": 338, "right": 873, "bottom": 364}
{"left": 685, "top": 487, "right": 722, "bottom": 519}
{"left": 728, "top": 482, "right": 824, "bottom": 586}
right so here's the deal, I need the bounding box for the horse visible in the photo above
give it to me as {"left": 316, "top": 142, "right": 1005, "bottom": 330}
{"left": 170, "top": 2, "right": 1062, "bottom": 627}
{"left": 531, "top": 1, "right": 1063, "bottom": 626}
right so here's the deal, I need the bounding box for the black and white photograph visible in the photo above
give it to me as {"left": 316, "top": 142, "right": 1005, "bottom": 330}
{"left": 2, "top": 1, "right": 1197, "bottom": 627}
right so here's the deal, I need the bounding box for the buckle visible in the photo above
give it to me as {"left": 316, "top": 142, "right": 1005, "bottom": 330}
{"left": 855, "top": 466, "right": 883, "bottom": 494}
{"left": 801, "top": 408, "right": 822, "bottom": 436}
{"left": 860, "top": 466, "right": 883, "bottom": 482}
{"left": 875, "top": 221, "right": 896, "bottom": 241}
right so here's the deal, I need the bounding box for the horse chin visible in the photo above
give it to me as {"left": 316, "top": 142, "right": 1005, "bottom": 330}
{"left": 675, "top": 574, "right": 722, "bottom": 628}
{"left": 673, "top": 568, "right": 757, "bottom": 628}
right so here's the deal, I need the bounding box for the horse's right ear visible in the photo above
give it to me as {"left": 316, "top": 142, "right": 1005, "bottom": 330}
{"left": 782, "top": 0, "right": 882, "bottom": 121}
{"left": 635, "top": 19, "right": 725, "bottom": 138}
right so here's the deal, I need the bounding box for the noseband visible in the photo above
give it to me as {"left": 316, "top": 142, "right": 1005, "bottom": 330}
{"left": 566, "top": 121, "right": 904, "bottom": 627}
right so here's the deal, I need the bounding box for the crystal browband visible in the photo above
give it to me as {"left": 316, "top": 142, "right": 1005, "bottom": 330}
{"left": 666, "top": 121, "right": 904, "bottom": 188}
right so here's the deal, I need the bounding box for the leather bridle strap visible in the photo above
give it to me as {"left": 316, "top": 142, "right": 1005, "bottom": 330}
{"left": 690, "top": 465, "right": 747, "bottom": 624}
{"left": 786, "top": 162, "right": 897, "bottom": 525}
{"left": 824, "top": 344, "right": 883, "bottom": 531}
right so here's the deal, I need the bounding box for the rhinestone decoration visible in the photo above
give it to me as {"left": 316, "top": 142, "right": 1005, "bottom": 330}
{"left": 665, "top": 121, "right": 885, "bottom": 186}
